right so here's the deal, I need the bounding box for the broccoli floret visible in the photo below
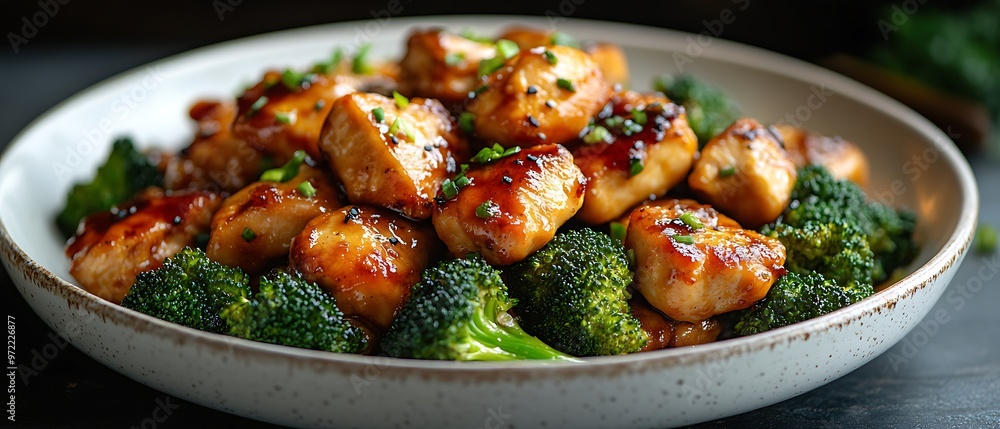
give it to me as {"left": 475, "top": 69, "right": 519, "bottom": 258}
{"left": 55, "top": 137, "right": 162, "bottom": 238}
{"left": 654, "top": 73, "right": 741, "bottom": 147}
{"left": 506, "top": 228, "right": 647, "bottom": 356}
{"left": 381, "top": 257, "right": 577, "bottom": 361}
{"left": 121, "top": 247, "right": 249, "bottom": 334}
{"left": 733, "top": 272, "right": 861, "bottom": 336}
{"left": 222, "top": 270, "right": 367, "bottom": 353}
{"left": 765, "top": 221, "right": 875, "bottom": 295}
{"left": 776, "top": 165, "right": 919, "bottom": 283}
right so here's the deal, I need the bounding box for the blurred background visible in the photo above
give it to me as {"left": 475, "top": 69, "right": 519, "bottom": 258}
{"left": 2, "top": 1, "right": 998, "bottom": 428}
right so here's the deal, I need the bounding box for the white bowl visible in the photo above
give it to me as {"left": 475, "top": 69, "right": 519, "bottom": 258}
{"left": 0, "top": 16, "right": 978, "bottom": 428}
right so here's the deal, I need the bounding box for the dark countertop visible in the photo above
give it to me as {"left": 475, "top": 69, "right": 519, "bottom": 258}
{"left": 2, "top": 43, "right": 999, "bottom": 429}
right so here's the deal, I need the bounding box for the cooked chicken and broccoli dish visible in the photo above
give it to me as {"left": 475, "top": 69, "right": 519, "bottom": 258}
{"left": 57, "top": 27, "right": 918, "bottom": 360}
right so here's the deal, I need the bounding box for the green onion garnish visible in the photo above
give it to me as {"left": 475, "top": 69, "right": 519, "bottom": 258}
{"left": 242, "top": 227, "right": 257, "bottom": 242}
{"left": 631, "top": 108, "right": 647, "bottom": 125}
{"left": 549, "top": 32, "right": 579, "bottom": 48}
{"left": 274, "top": 111, "right": 294, "bottom": 125}
{"left": 475, "top": 200, "right": 499, "bottom": 219}
{"left": 459, "top": 112, "right": 475, "bottom": 133}
{"left": 372, "top": 107, "right": 385, "bottom": 123}
{"left": 628, "top": 158, "right": 644, "bottom": 176}
{"left": 583, "top": 125, "right": 613, "bottom": 144}
{"left": 679, "top": 212, "right": 705, "bottom": 229}
{"left": 352, "top": 43, "right": 373, "bottom": 75}
{"left": 444, "top": 52, "right": 465, "bottom": 66}
{"left": 260, "top": 150, "right": 307, "bottom": 182}
{"left": 249, "top": 96, "right": 269, "bottom": 116}
{"left": 297, "top": 181, "right": 316, "bottom": 198}
{"left": 720, "top": 166, "right": 737, "bottom": 177}
{"left": 556, "top": 78, "right": 575, "bottom": 92}
{"left": 673, "top": 235, "right": 694, "bottom": 244}
{"left": 543, "top": 50, "right": 558, "bottom": 65}
{"left": 975, "top": 224, "right": 997, "bottom": 254}
{"left": 392, "top": 91, "right": 409, "bottom": 109}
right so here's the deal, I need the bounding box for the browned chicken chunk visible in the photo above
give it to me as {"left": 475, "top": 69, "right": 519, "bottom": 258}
{"left": 163, "top": 100, "right": 265, "bottom": 194}
{"left": 65, "top": 189, "right": 221, "bottom": 303}
{"left": 630, "top": 298, "right": 723, "bottom": 352}
{"left": 497, "top": 27, "right": 630, "bottom": 87}
{"left": 319, "top": 92, "right": 468, "bottom": 220}
{"left": 467, "top": 45, "right": 612, "bottom": 148}
{"left": 688, "top": 118, "right": 797, "bottom": 229}
{"left": 570, "top": 91, "right": 698, "bottom": 224}
{"left": 289, "top": 205, "right": 441, "bottom": 332}
{"left": 398, "top": 29, "right": 497, "bottom": 105}
{"left": 206, "top": 164, "right": 343, "bottom": 273}
{"left": 432, "top": 144, "right": 586, "bottom": 265}
{"left": 625, "top": 200, "right": 786, "bottom": 323}
{"left": 773, "top": 124, "right": 869, "bottom": 186}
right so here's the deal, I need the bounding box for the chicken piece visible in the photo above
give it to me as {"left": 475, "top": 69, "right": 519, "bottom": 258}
{"left": 289, "top": 206, "right": 441, "bottom": 332}
{"left": 571, "top": 92, "right": 698, "bottom": 224}
{"left": 206, "top": 164, "right": 343, "bottom": 273}
{"left": 398, "top": 29, "right": 497, "bottom": 105}
{"left": 614, "top": 198, "right": 743, "bottom": 231}
{"left": 630, "top": 298, "right": 723, "bottom": 351}
{"left": 319, "top": 92, "right": 468, "bottom": 220}
{"left": 432, "top": 144, "right": 585, "bottom": 265}
{"left": 467, "top": 45, "right": 612, "bottom": 148}
{"left": 625, "top": 201, "right": 786, "bottom": 323}
{"left": 65, "top": 189, "right": 221, "bottom": 303}
{"left": 688, "top": 118, "right": 797, "bottom": 229}
{"left": 497, "top": 27, "right": 629, "bottom": 87}
{"left": 233, "top": 63, "right": 397, "bottom": 162}
{"left": 163, "top": 100, "right": 265, "bottom": 194}
{"left": 773, "top": 124, "right": 869, "bottom": 186}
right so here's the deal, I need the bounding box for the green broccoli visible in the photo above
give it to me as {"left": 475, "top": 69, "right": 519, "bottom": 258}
{"left": 222, "top": 270, "right": 367, "bottom": 353}
{"left": 121, "top": 247, "right": 249, "bottom": 334}
{"left": 775, "top": 165, "right": 919, "bottom": 283}
{"left": 506, "top": 228, "right": 647, "bottom": 357}
{"left": 654, "top": 73, "right": 741, "bottom": 147}
{"left": 733, "top": 272, "right": 862, "bottom": 336}
{"left": 765, "top": 221, "right": 875, "bottom": 297}
{"left": 381, "top": 257, "right": 577, "bottom": 361}
{"left": 55, "top": 137, "right": 162, "bottom": 238}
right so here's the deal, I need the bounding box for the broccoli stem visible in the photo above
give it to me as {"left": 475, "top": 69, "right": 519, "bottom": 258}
{"left": 465, "top": 303, "right": 580, "bottom": 361}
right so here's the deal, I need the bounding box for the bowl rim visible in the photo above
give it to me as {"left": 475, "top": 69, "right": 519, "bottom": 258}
{"left": 0, "top": 15, "right": 980, "bottom": 376}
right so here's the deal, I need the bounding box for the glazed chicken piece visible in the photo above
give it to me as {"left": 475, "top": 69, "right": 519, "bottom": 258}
{"left": 233, "top": 63, "right": 397, "bottom": 162}
{"left": 629, "top": 298, "right": 722, "bottom": 352}
{"left": 289, "top": 205, "right": 441, "bottom": 332}
{"left": 206, "top": 164, "right": 344, "bottom": 274}
{"left": 398, "top": 29, "right": 498, "bottom": 105}
{"left": 625, "top": 199, "right": 786, "bottom": 323}
{"left": 163, "top": 100, "right": 265, "bottom": 194}
{"left": 772, "top": 124, "right": 869, "bottom": 186}
{"left": 497, "top": 27, "right": 630, "bottom": 87}
{"left": 432, "top": 144, "right": 586, "bottom": 265}
{"left": 319, "top": 92, "right": 468, "bottom": 220}
{"left": 466, "top": 45, "right": 612, "bottom": 148}
{"left": 688, "top": 118, "right": 798, "bottom": 229}
{"left": 66, "top": 189, "right": 221, "bottom": 303}
{"left": 570, "top": 91, "right": 699, "bottom": 224}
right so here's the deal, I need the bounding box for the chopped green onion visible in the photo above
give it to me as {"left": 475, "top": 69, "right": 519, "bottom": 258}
{"left": 441, "top": 179, "right": 459, "bottom": 199}
{"left": 720, "top": 166, "right": 737, "bottom": 177}
{"left": 604, "top": 115, "right": 625, "bottom": 128}
{"left": 459, "top": 112, "right": 475, "bottom": 133}
{"left": 372, "top": 107, "right": 385, "bottom": 123}
{"left": 679, "top": 212, "right": 705, "bottom": 229}
{"left": 631, "top": 107, "right": 647, "bottom": 125}
{"left": 249, "top": 96, "right": 269, "bottom": 116}
{"left": 628, "top": 158, "right": 644, "bottom": 176}
{"left": 260, "top": 150, "right": 307, "bottom": 182}
{"left": 392, "top": 91, "right": 409, "bottom": 109}
{"left": 610, "top": 222, "right": 627, "bottom": 245}
{"left": 281, "top": 69, "right": 304, "bottom": 90}
{"left": 475, "top": 200, "right": 499, "bottom": 219}
{"left": 556, "top": 78, "right": 575, "bottom": 92}
{"left": 501, "top": 146, "right": 521, "bottom": 157}
{"left": 297, "top": 181, "right": 317, "bottom": 198}
{"left": 352, "top": 43, "right": 373, "bottom": 75}
{"left": 975, "top": 224, "right": 997, "bottom": 254}
{"left": 543, "top": 50, "right": 558, "bottom": 65}
{"left": 460, "top": 29, "right": 492, "bottom": 43}
{"left": 454, "top": 175, "right": 471, "bottom": 188}
{"left": 388, "top": 118, "right": 412, "bottom": 139}
{"left": 444, "top": 52, "right": 465, "bottom": 66}
{"left": 673, "top": 235, "right": 694, "bottom": 244}
{"left": 583, "top": 125, "right": 613, "bottom": 144}
{"left": 549, "top": 31, "right": 579, "bottom": 48}
{"left": 470, "top": 147, "right": 497, "bottom": 163}
{"left": 469, "top": 143, "right": 520, "bottom": 164}
{"left": 274, "top": 111, "right": 294, "bottom": 125}
{"left": 242, "top": 227, "right": 257, "bottom": 242}
{"left": 312, "top": 47, "right": 344, "bottom": 74}
{"left": 478, "top": 39, "right": 520, "bottom": 77}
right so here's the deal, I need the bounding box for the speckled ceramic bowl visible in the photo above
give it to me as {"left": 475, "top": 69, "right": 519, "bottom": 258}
{"left": 0, "top": 16, "right": 978, "bottom": 428}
